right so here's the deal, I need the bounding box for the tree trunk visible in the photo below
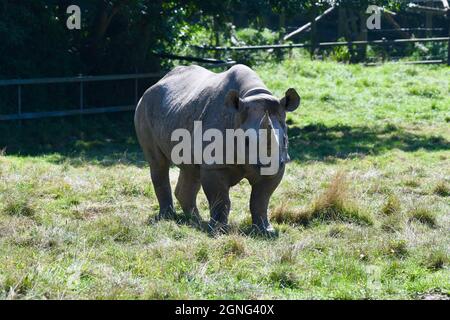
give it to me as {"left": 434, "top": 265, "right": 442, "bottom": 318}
{"left": 82, "top": 0, "right": 129, "bottom": 72}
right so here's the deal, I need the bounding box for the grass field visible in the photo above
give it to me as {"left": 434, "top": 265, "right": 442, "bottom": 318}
{"left": 0, "top": 57, "right": 449, "bottom": 299}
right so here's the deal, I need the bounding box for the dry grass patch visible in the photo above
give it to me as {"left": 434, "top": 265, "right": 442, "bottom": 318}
{"left": 220, "top": 235, "right": 246, "bottom": 257}
{"left": 268, "top": 265, "right": 299, "bottom": 289}
{"left": 382, "top": 194, "right": 401, "bottom": 215}
{"left": 403, "top": 179, "right": 420, "bottom": 188}
{"left": 271, "top": 202, "right": 304, "bottom": 224}
{"left": 381, "top": 214, "right": 404, "bottom": 233}
{"left": 1, "top": 192, "right": 35, "bottom": 217}
{"left": 423, "top": 249, "right": 449, "bottom": 271}
{"left": 380, "top": 194, "right": 404, "bottom": 232}
{"left": 72, "top": 202, "right": 113, "bottom": 220}
{"left": 408, "top": 207, "right": 437, "bottom": 228}
{"left": 385, "top": 239, "right": 408, "bottom": 258}
{"left": 432, "top": 181, "right": 449, "bottom": 197}
{"left": 271, "top": 172, "right": 372, "bottom": 226}
{"left": 328, "top": 224, "right": 347, "bottom": 237}
{"left": 277, "top": 245, "right": 297, "bottom": 264}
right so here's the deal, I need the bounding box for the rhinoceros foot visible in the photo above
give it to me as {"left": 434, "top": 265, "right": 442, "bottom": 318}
{"left": 150, "top": 206, "right": 177, "bottom": 223}
{"left": 252, "top": 223, "right": 278, "bottom": 238}
{"left": 208, "top": 219, "right": 230, "bottom": 235}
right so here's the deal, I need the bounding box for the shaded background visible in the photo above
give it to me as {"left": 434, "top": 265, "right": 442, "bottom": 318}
{"left": 0, "top": 0, "right": 449, "bottom": 155}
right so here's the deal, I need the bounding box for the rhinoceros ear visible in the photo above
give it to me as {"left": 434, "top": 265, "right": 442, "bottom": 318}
{"left": 225, "top": 89, "right": 243, "bottom": 111}
{"left": 280, "top": 88, "right": 300, "bottom": 112}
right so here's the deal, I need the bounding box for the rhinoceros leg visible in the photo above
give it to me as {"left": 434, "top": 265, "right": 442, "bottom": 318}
{"left": 175, "top": 167, "right": 201, "bottom": 219}
{"left": 200, "top": 170, "right": 231, "bottom": 231}
{"left": 249, "top": 169, "right": 284, "bottom": 235}
{"left": 143, "top": 146, "right": 176, "bottom": 220}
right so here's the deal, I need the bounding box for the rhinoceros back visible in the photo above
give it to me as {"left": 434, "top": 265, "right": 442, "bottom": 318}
{"left": 135, "top": 64, "right": 268, "bottom": 161}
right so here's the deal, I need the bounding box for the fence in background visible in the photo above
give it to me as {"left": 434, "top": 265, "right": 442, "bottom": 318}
{"left": 1, "top": 34, "right": 449, "bottom": 122}
{"left": 0, "top": 62, "right": 235, "bottom": 121}
{"left": 195, "top": 37, "right": 449, "bottom": 51}
{"left": 196, "top": 1, "right": 450, "bottom": 66}
{"left": 195, "top": 37, "right": 450, "bottom": 65}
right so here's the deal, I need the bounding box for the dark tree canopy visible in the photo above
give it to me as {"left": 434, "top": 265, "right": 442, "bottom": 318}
{"left": 0, "top": 0, "right": 436, "bottom": 78}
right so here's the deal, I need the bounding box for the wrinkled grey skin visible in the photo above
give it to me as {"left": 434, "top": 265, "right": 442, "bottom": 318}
{"left": 134, "top": 64, "right": 300, "bottom": 235}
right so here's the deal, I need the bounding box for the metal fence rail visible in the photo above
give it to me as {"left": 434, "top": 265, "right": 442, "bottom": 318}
{"left": 195, "top": 37, "right": 450, "bottom": 66}
{"left": 195, "top": 37, "right": 450, "bottom": 51}
{"left": 0, "top": 62, "right": 235, "bottom": 121}
{"left": 0, "top": 72, "right": 163, "bottom": 121}
{"left": 0, "top": 106, "right": 137, "bottom": 121}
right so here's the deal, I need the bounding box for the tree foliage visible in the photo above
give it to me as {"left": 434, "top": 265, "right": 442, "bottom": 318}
{"left": 0, "top": 0, "right": 435, "bottom": 78}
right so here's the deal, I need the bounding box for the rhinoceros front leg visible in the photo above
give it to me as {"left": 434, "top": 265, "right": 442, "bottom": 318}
{"left": 200, "top": 169, "right": 231, "bottom": 232}
{"left": 249, "top": 170, "right": 284, "bottom": 236}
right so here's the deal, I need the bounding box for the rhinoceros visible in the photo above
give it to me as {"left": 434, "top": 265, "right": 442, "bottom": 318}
{"left": 134, "top": 64, "right": 300, "bottom": 235}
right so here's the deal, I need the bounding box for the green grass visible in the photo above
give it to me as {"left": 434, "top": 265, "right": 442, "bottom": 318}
{"left": 0, "top": 56, "right": 449, "bottom": 299}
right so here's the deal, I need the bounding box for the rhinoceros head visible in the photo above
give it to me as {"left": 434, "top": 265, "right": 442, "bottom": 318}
{"left": 225, "top": 88, "right": 300, "bottom": 169}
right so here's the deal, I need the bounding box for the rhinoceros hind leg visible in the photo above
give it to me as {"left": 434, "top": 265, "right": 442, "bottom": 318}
{"left": 145, "top": 148, "right": 176, "bottom": 221}
{"left": 175, "top": 167, "right": 201, "bottom": 220}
